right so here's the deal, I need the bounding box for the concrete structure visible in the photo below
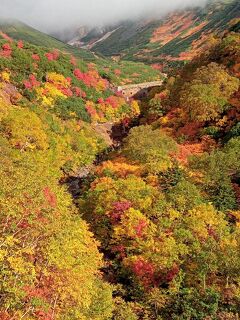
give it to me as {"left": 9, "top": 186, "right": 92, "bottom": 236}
{"left": 117, "top": 80, "right": 164, "bottom": 99}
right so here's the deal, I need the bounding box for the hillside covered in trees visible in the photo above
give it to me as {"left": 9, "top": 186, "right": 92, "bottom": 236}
{"left": 80, "top": 28, "right": 240, "bottom": 320}
{"left": 0, "top": 8, "right": 240, "bottom": 320}
{"left": 0, "top": 32, "right": 143, "bottom": 319}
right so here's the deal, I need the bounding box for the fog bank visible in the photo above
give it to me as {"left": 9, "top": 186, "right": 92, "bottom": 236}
{"left": 0, "top": 0, "right": 209, "bottom": 32}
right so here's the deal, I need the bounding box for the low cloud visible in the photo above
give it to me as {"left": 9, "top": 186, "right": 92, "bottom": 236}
{"left": 0, "top": 0, "right": 209, "bottom": 32}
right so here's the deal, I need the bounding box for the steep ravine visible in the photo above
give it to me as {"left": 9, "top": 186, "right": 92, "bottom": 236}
{"left": 64, "top": 116, "right": 140, "bottom": 199}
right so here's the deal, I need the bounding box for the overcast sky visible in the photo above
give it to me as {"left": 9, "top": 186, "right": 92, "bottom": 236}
{"left": 0, "top": 0, "right": 209, "bottom": 32}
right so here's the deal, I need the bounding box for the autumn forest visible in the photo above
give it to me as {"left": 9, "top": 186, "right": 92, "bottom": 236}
{"left": 0, "top": 1, "right": 240, "bottom": 319}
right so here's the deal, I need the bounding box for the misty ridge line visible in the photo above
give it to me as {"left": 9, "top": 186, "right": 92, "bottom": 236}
{"left": 0, "top": 0, "right": 215, "bottom": 34}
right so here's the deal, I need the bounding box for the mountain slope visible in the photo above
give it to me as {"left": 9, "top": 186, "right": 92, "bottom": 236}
{"left": 79, "top": 29, "right": 240, "bottom": 320}
{"left": 0, "top": 19, "right": 163, "bottom": 85}
{"left": 76, "top": 0, "right": 239, "bottom": 67}
{"left": 0, "top": 19, "right": 96, "bottom": 60}
{"left": 0, "top": 34, "right": 118, "bottom": 318}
